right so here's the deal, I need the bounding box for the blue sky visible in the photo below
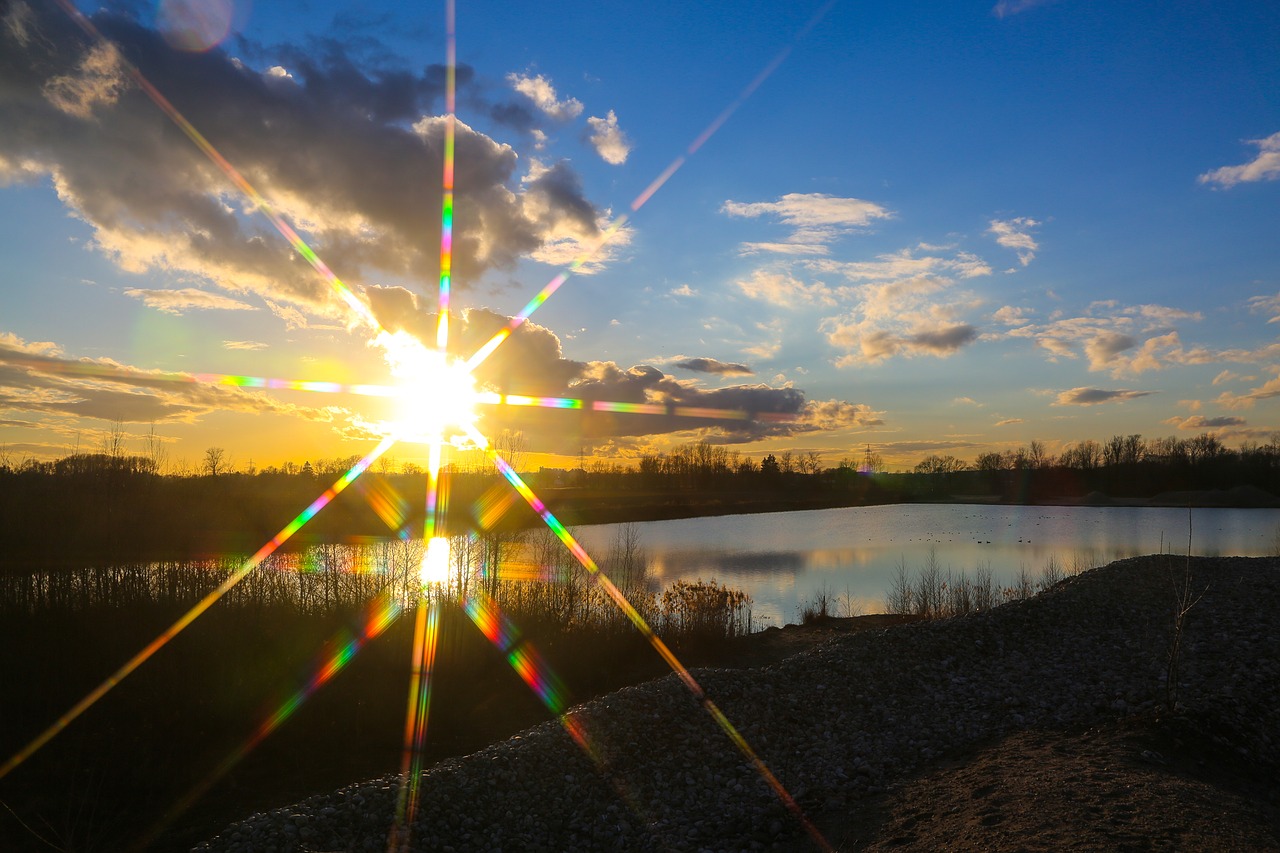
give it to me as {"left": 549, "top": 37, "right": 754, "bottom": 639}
{"left": 1, "top": 0, "right": 1278, "bottom": 471}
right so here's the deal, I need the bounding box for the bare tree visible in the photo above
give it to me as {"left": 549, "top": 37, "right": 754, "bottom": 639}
{"left": 142, "top": 423, "right": 168, "bottom": 475}
{"left": 494, "top": 429, "right": 528, "bottom": 473}
{"left": 203, "top": 447, "right": 229, "bottom": 477}
{"left": 100, "top": 417, "right": 126, "bottom": 460}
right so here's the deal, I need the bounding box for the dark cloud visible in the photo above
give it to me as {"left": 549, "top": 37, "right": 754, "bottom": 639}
{"left": 907, "top": 324, "right": 978, "bottom": 354}
{"left": 1166, "top": 415, "right": 1247, "bottom": 431}
{"left": 0, "top": 2, "right": 603, "bottom": 318}
{"left": 674, "top": 357, "right": 754, "bottom": 376}
{"left": 360, "top": 292, "right": 876, "bottom": 451}
{"left": 1054, "top": 387, "right": 1155, "bottom": 406}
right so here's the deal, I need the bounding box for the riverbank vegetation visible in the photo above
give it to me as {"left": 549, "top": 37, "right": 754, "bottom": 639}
{"left": 0, "top": 525, "right": 754, "bottom": 850}
{"left": 882, "top": 549, "right": 1091, "bottom": 619}
{"left": 2, "top": 430, "right": 1277, "bottom": 563}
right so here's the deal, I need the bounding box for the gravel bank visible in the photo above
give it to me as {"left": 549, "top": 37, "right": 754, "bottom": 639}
{"left": 195, "top": 555, "right": 1280, "bottom": 851}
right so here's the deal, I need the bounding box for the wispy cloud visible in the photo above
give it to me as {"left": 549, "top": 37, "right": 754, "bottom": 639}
{"left": 994, "top": 417, "right": 1025, "bottom": 426}
{"left": 125, "top": 288, "right": 256, "bottom": 315}
{"left": 1163, "top": 415, "right": 1247, "bottom": 431}
{"left": 673, "top": 357, "right": 754, "bottom": 377}
{"left": 1198, "top": 131, "right": 1280, "bottom": 188}
{"left": 992, "top": 0, "right": 1058, "bottom": 19}
{"left": 722, "top": 193, "right": 891, "bottom": 255}
{"left": 987, "top": 217, "right": 1041, "bottom": 266}
{"left": 585, "top": 110, "right": 630, "bottom": 165}
{"left": 222, "top": 340, "right": 268, "bottom": 351}
{"left": 1053, "top": 387, "right": 1155, "bottom": 406}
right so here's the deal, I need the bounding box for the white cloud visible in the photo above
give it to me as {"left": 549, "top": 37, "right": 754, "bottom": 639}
{"left": 723, "top": 193, "right": 890, "bottom": 228}
{"left": 987, "top": 217, "right": 1040, "bottom": 266}
{"left": 506, "top": 72, "right": 583, "bottom": 121}
{"left": 997, "top": 302, "right": 1220, "bottom": 376}
{"left": 1198, "top": 131, "right": 1280, "bottom": 188}
{"left": 822, "top": 273, "right": 982, "bottom": 366}
{"left": 1247, "top": 291, "right": 1280, "bottom": 323}
{"left": 994, "top": 417, "right": 1024, "bottom": 426}
{"left": 735, "top": 269, "right": 837, "bottom": 307}
{"left": 807, "top": 247, "right": 991, "bottom": 282}
{"left": 222, "top": 340, "right": 267, "bottom": 351}
{"left": 722, "top": 193, "right": 891, "bottom": 255}
{"left": 670, "top": 284, "right": 696, "bottom": 297}
{"left": 585, "top": 110, "right": 630, "bottom": 165}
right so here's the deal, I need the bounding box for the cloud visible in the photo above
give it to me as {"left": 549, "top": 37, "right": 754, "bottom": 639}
{"left": 673, "top": 357, "right": 754, "bottom": 376}
{"left": 822, "top": 274, "right": 982, "bottom": 366}
{"left": 994, "top": 418, "right": 1024, "bottom": 426}
{"left": 360, "top": 293, "right": 871, "bottom": 447}
{"left": 1163, "top": 415, "right": 1247, "bottom": 431}
{"left": 907, "top": 324, "right": 978, "bottom": 354}
{"left": 808, "top": 247, "right": 992, "bottom": 282}
{"left": 1247, "top": 291, "right": 1280, "bottom": 323}
{"left": 669, "top": 284, "right": 696, "bottom": 297}
{"left": 735, "top": 268, "right": 838, "bottom": 306}
{"left": 953, "top": 397, "right": 983, "bottom": 407}
{"left": 987, "top": 217, "right": 1040, "bottom": 266}
{"left": 0, "top": 331, "right": 339, "bottom": 425}
{"left": 506, "top": 72, "right": 584, "bottom": 121}
{"left": 876, "top": 439, "right": 982, "bottom": 455}
{"left": 1, "top": 6, "right": 611, "bottom": 322}
{"left": 1198, "top": 131, "right": 1280, "bottom": 188}
{"left": 992, "top": 0, "right": 1057, "bottom": 18}
{"left": 722, "top": 193, "right": 891, "bottom": 255}
{"left": 124, "top": 287, "right": 257, "bottom": 315}
{"left": 998, "top": 303, "right": 1218, "bottom": 376}
{"left": 585, "top": 110, "right": 630, "bottom": 165}
{"left": 1215, "top": 374, "right": 1280, "bottom": 410}
{"left": 1053, "top": 387, "right": 1156, "bottom": 406}
{"left": 223, "top": 340, "right": 267, "bottom": 350}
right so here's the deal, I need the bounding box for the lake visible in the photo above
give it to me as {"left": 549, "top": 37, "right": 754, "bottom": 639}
{"left": 576, "top": 504, "right": 1279, "bottom": 625}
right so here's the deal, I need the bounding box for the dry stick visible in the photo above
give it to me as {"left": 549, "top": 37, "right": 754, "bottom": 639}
{"left": 1166, "top": 507, "right": 1207, "bottom": 711}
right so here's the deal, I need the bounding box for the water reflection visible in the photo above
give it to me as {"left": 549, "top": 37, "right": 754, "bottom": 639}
{"left": 581, "top": 504, "right": 1278, "bottom": 624}
{"left": 3, "top": 504, "right": 1274, "bottom": 627}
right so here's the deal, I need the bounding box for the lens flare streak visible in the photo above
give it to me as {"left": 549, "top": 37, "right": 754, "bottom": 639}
{"left": 392, "top": 598, "right": 441, "bottom": 849}
{"left": 137, "top": 595, "right": 404, "bottom": 847}
{"left": 472, "top": 433, "right": 832, "bottom": 850}
{"left": 48, "top": 0, "right": 383, "bottom": 332}
{"left": 0, "top": 436, "right": 396, "bottom": 782}
{"left": 465, "top": 1, "right": 835, "bottom": 372}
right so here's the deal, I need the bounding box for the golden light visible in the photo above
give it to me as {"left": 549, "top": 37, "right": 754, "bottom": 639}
{"left": 420, "top": 536, "right": 452, "bottom": 586}
{"left": 376, "top": 330, "right": 480, "bottom": 444}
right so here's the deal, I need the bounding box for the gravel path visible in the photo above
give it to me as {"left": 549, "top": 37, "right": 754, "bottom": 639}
{"left": 195, "top": 556, "right": 1280, "bottom": 851}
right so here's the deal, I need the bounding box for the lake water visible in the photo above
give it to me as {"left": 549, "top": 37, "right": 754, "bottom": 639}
{"left": 576, "top": 504, "right": 1279, "bottom": 625}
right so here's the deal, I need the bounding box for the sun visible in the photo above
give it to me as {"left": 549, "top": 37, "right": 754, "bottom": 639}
{"left": 376, "top": 330, "right": 480, "bottom": 445}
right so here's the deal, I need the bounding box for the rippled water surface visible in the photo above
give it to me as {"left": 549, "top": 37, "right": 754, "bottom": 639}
{"left": 578, "top": 504, "right": 1279, "bottom": 624}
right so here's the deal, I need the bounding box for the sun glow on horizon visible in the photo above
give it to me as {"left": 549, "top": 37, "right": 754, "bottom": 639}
{"left": 376, "top": 330, "right": 480, "bottom": 445}
{"left": 420, "top": 536, "right": 452, "bottom": 586}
